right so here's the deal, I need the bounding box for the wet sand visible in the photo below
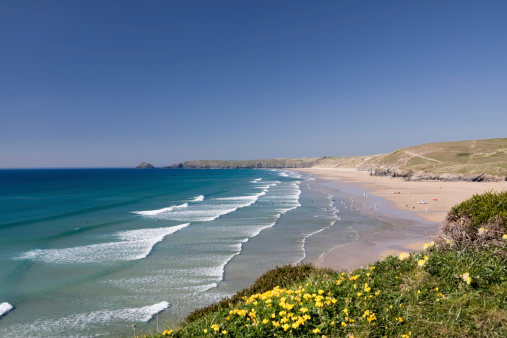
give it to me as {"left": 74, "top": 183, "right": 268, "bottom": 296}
{"left": 294, "top": 168, "right": 507, "bottom": 271}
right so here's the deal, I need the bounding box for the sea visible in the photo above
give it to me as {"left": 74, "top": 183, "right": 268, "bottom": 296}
{"left": 0, "top": 168, "right": 383, "bottom": 337}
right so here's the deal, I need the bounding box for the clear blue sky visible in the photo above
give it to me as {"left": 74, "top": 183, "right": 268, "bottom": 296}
{"left": 1, "top": 0, "right": 506, "bottom": 168}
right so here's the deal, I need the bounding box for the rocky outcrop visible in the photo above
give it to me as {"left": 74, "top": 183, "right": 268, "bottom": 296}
{"left": 368, "top": 166, "right": 505, "bottom": 182}
{"left": 136, "top": 162, "right": 155, "bottom": 169}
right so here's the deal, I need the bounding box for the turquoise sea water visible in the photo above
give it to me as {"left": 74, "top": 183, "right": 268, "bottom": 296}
{"left": 1, "top": 168, "right": 356, "bottom": 337}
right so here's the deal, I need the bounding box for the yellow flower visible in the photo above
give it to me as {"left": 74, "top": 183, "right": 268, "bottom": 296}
{"left": 478, "top": 227, "right": 486, "bottom": 234}
{"left": 204, "top": 329, "right": 208, "bottom": 333}
{"left": 262, "top": 318, "right": 269, "bottom": 324}
{"left": 399, "top": 252, "right": 410, "bottom": 260}
{"left": 222, "top": 330, "right": 227, "bottom": 335}
{"left": 417, "top": 259, "right": 426, "bottom": 267}
{"left": 282, "top": 323, "right": 290, "bottom": 331}
{"left": 423, "top": 241, "right": 435, "bottom": 250}
{"left": 313, "top": 328, "right": 321, "bottom": 333}
{"left": 502, "top": 234, "right": 507, "bottom": 240}
{"left": 461, "top": 272, "right": 472, "bottom": 284}
{"left": 341, "top": 321, "right": 347, "bottom": 327}
{"left": 162, "top": 330, "right": 173, "bottom": 336}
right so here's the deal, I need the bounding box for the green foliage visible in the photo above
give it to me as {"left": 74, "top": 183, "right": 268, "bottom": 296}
{"left": 184, "top": 263, "right": 333, "bottom": 324}
{"left": 447, "top": 190, "right": 507, "bottom": 230}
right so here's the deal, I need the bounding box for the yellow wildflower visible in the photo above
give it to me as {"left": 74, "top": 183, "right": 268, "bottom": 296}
{"left": 313, "top": 328, "right": 321, "bottom": 333}
{"left": 399, "top": 252, "right": 410, "bottom": 260}
{"left": 423, "top": 241, "right": 434, "bottom": 250}
{"left": 502, "top": 234, "right": 507, "bottom": 240}
{"left": 341, "top": 321, "right": 347, "bottom": 327}
{"left": 204, "top": 329, "right": 208, "bottom": 333}
{"left": 262, "top": 318, "right": 269, "bottom": 324}
{"left": 162, "top": 330, "right": 173, "bottom": 336}
{"left": 478, "top": 227, "right": 488, "bottom": 235}
{"left": 418, "top": 259, "right": 426, "bottom": 267}
{"left": 461, "top": 272, "right": 472, "bottom": 284}
{"left": 282, "top": 323, "right": 290, "bottom": 331}
{"left": 222, "top": 330, "right": 227, "bottom": 335}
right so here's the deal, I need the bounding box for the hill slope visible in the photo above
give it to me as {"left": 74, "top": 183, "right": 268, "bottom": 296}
{"left": 167, "top": 138, "right": 507, "bottom": 180}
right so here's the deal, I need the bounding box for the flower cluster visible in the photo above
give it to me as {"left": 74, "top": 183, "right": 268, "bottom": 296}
{"left": 461, "top": 272, "right": 472, "bottom": 284}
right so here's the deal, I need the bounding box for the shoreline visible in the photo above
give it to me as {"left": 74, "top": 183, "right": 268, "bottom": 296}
{"left": 294, "top": 168, "right": 507, "bottom": 271}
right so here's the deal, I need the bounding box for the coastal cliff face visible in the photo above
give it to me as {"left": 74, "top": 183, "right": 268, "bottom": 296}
{"left": 136, "top": 162, "right": 155, "bottom": 169}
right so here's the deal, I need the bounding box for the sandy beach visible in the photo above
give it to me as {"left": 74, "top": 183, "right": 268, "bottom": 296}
{"left": 295, "top": 168, "right": 507, "bottom": 271}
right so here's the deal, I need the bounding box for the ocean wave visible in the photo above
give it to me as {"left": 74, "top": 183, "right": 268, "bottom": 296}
{"left": 133, "top": 203, "right": 189, "bottom": 216}
{"left": 191, "top": 195, "right": 205, "bottom": 202}
{"left": 15, "top": 224, "right": 189, "bottom": 264}
{"left": 0, "top": 302, "right": 13, "bottom": 318}
{"left": 158, "top": 189, "right": 272, "bottom": 222}
{"left": 4, "top": 302, "right": 169, "bottom": 336}
{"left": 249, "top": 178, "right": 262, "bottom": 183}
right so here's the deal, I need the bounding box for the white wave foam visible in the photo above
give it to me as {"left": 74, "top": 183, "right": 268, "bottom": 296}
{"left": 0, "top": 302, "right": 13, "bottom": 318}
{"left": 278, "top": 172, "right": 289, "bottom": 177}
{"left": 161, "top": 190, "right": 270, "bottom": 222}
{"left": 7, "top": 302, "right": 169, "bottom": 336}
{"left": 133, "top": 203, "right": 189, "bottom": 216}
{"left": 15, "top": 224, "right": 189, "bottom": 264}
{"left": 191, "top": 195, "right": 205, "bottom": 202}
{"left": 250, "top": 178, "right": 262, "bottom": 183}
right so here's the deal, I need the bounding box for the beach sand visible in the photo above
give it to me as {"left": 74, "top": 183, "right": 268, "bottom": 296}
{"left": 295, "top": 168, "right": 507, "bottom": 271}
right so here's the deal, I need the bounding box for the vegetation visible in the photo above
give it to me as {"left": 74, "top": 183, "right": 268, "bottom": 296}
{"left": 143, "top": 191, "right": 507, "bottom": 338}
{"left": 436, "top": 191, "right": 507, "bottom": 251}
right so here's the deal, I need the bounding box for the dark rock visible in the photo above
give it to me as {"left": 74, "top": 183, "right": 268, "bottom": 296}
{"left": 136, "top": 162, "right": 155, "bottom": 169}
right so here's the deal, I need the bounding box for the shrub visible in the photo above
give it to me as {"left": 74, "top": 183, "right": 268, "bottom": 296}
{"left": 436, "top": 191, "right": 507, "bottom": 250}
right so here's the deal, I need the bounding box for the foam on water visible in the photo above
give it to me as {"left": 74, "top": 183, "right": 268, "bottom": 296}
{"left": 15, "top": 224, "right": 189, "bottom": 264}
{"left": 0, "top": 302, "right": 13, "bottom": 318}
{"left": 132, "top": 203, "right": 189, "bottom": 216}
{"left": 5, "top": 302, "right": 169, "bottom": 337}
{"left": 249, "top": 178, "right": 262, "bottom": 183}
{"left": 149, "top": 187, "right": 275, "bottom": 222}
{"left": 191, "top": 195, "right": 205, "bottom": 202}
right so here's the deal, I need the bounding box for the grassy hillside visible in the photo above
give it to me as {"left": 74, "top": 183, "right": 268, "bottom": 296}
{"left": 146, "top": 192, "right": 507, "bottom": 338}
{"left": 371, "top": 138, "right": 507, "bottom": 176}
{"left": 167, "top": 138, "right": 507, "bottom": 178}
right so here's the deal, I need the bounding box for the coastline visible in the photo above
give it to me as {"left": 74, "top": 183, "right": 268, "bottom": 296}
{"left": 294, "top": 168, "right": 507, "bottom": 271}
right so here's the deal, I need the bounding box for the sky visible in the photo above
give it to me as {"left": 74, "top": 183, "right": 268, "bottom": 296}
{"left": 1, "top": 0, "right": 506, "bottom": 168}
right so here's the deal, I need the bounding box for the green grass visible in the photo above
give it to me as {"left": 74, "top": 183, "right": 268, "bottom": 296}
{"left": 447, "top": 191, "right": 507, "bottom": 230}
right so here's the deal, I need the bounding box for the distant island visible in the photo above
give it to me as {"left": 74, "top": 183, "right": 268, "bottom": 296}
{"left": 136, "top": 162, "right": 155, "bottom": 169}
